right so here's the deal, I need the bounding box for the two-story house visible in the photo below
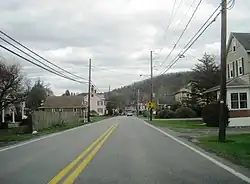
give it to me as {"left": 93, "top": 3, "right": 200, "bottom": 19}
{"left": 205, "top": 32, "right": 250, "bottom": 118}
{"left": 82, "top": 86, "right": 106, "bottom": 115}
{"left": 174, "top": 81, "right": 194, "bottom": 104}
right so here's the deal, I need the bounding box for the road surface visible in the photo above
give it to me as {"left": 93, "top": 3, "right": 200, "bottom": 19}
{"left": 0, "top": 116, "right": 249, "bottom": 184}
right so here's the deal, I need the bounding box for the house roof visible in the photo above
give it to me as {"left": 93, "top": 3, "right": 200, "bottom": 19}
{"left": 203, "top": 77, "right": 250, "bottom": 94}
{"left": 232, "top": 32, "right": 250, "bottom": 51}
{"left": 41, "top": 96, "right": 85, "bottom": 108}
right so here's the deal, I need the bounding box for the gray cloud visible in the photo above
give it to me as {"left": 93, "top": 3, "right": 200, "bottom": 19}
{"left": 0, "top": 0, "right": 249, "bottom": 95}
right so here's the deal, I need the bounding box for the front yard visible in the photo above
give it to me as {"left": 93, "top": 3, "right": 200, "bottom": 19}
{"left": 151, "top": 119, "right": 250, "bottom": 168}
{"left": 199, "top": 134, "right": 250, "bottom": 168}
{"left": 152, "top": 120, "right": 207, "bottom": 129}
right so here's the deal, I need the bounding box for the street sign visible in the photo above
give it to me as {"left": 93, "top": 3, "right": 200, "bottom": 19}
{"left": 147, "top": 102, "right": 156, "bottom": 109}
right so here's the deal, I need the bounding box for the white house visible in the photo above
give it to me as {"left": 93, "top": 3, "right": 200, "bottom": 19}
{"left": 83, "top": 86, "right": 106, "bottom": 115}
{"left": 174, "top": 82, "right": 193, "bottom": 104}
{"left": 205, "top": 32, "right": 250, "bottom": 118}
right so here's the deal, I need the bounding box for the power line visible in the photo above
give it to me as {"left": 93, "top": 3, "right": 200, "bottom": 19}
{"left": 159, "top": 0, "right": 235, "bottom": 76}
{"left": 163, "top": 0, "right": 178, "bottom": 40}
{"left": 153, "top": 0, "right": 179, "bottom": 62}
{"left": 160, "top": 11, "right": 221, "bottom": 75}
{"left": 0, "top": 30, "right": 88, "bottom": 81}
{"left": 157, "top": 0, "right": 204, "bottom": 75}
{"left": 172, "top": 0, "right": 197, "bottom": 35}
{"left": 0, "top": 36, "right": 86, "bottom": 82}
{"left": 0, "top": 44, "right": 87, "bottom": 84}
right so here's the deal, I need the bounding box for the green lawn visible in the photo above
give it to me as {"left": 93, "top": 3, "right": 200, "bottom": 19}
{"left": 199, "top": 134, "right": 250, "bottom": 168}
{"left": 91, "top": 116, "right": 107, "bottom": 122}
{"left": 152, "top": 120, "right": 207, "bottom": 129}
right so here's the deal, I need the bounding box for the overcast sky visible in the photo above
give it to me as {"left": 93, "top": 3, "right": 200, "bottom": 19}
{"left": 0, "top": 0, "right": 249, "bottom": 95}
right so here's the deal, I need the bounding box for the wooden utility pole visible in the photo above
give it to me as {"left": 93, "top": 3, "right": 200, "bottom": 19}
{"left": 219, "top": 0, "right": 227, "bottom": 142}
{"left": 137, "top": 88, "right": 140, "bottom": 116}
{"left": 88, "top": 58, "right": 91, "bottom": 122}
{"left": 150, "top": 50, "right": 153, "bottom": 121}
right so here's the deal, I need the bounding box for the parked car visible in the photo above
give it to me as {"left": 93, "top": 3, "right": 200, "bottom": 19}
{"left": 127, "top": 112, "right": 133, "bottom": 116}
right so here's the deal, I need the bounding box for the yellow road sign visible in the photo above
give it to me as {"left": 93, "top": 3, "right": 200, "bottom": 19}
{"left": 147, "top": 102, "right": 156, "bottom": 109}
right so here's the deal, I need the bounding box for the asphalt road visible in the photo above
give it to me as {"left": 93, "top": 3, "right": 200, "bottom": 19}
{"left": 0, "top": 116, "right": 249, "bottom": 184}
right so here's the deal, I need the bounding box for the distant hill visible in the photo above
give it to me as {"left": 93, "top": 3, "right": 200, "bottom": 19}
{"left": 108, "top": 71, "right": 194, "bottom": 107}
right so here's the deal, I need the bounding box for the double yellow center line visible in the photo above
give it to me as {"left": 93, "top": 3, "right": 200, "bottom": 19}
{"left": 48, "top": 123, "right": 118, "bottom": 184}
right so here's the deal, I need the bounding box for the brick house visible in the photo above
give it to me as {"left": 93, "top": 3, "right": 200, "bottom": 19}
{"left": 204, "top": 32, "right": 250, "bottom": 118}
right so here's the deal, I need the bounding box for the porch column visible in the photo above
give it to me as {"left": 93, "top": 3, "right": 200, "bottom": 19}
{"left": 12, "top": 109, "right": 15, "bottom": 123}
{"left": 1, "top": 102, "right": 4, "bottom": 123}
{"left": 21, "top": 102, "right": 25, "bottom": 119}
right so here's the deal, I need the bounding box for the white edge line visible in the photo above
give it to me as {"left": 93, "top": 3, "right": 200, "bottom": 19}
{"left": 0, "top": 119, "right": 107, "bottom": 153}
{"left": 140, "top": 119, "right": 250, "bottom": 183}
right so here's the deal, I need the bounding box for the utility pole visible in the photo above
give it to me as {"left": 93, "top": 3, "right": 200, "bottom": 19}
{"left": 219, "top": 0, "right": 227, "bottom": 142}
{"left": 88, "top": 58, "right": 91, "bottom": 123}
{"left": 137, "top": 89, "right": 140, "bottom": 116}
{"left": 150, "top": 50, "right": 153, "bottom": 121}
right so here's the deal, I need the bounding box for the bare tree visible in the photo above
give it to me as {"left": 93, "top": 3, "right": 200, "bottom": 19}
{"left": 0, "top": 59, "right": 26, "bottom": 111}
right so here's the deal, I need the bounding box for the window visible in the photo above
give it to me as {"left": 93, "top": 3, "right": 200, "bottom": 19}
{"left": 231, "top": 93, "right": 239, "bottom": 109}
{"left": 97, "top": 101, "right": 103, "bottom": 106}
{"left": 73, "top": 108, "right": 77, "bottom": 113}
{"left": 91, "top": 94, "right": 94, "bottom": 97}
{"left": 238, "top": 58, "right": 244, "bottom": 75}
{"left": 229, "top": 62, "right": 234, "bottom": 78}
{"left": 231, "top": 92, "right": 248, "bottom": 109}
{"left": 235, "top": 60, "right": 238, "bottom": 76}
{"left": 97, "top": 108, "right": 103, "bottom": 113}
{"left": 240, "top": 93, "right": 247, "bottom": 108}
{"left": 232, "top": 39, "right": 236, "bottom": 52}
{"left": 227, "top": 64, "right": 230, "bottom": 79}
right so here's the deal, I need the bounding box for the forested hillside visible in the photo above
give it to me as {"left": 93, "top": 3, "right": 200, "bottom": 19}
{"left": 106, "top": 53, "right": 220, "bottom": 110}
{"left": 107, "top": 71, "right": 195, "bottom": 107}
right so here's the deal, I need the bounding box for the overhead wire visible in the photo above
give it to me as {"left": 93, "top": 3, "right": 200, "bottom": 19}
{"left": 0, "top": 30, "right": 88, "bottom": 81}
{"left": 159, "top": 5, "right": 222, "bottom": 75}
{"left": 154, "top": 0, "right": 183, "bottom": 62}
{"left": 0, "top": 44, "right": 88, "bottom": 84}
{"left": 158, "top": 0, "right": 236, "bottom": 76}
{"left": 154, "top": 0, "right": 198, "bottom": 69}
{"left": 157, "top": 0, "right": 204, "bottom": 75}
{"left": 0, "top": 36, "right": 87, "bottom": 82}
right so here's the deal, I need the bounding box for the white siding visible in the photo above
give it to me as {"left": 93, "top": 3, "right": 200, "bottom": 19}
{"left": 84, "top": 93, "right": 106, "bottom": 115}
{"left": 217, "top": 88, "right": 250, "bottom": 110}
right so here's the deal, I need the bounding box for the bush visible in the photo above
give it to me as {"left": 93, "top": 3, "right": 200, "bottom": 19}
{"left": 155, "top": 109, "right": 175, "bottom": 119}
{"left": 202, "top": 103, "right": 229, "bottom": 127}
{"left": 90, "top": 110, "right": 98, "bottom": 117}
{"left": 143, "top": 110, "right": 149, "bottom": 117}
{"left": 175, "top": 107, "right": 196, "bottom": 118}
{"left": 189, "top": 104, "right": 202, "bottom": 117}
{"left": 170, "top": 103, "right": 181, "bottom": 111}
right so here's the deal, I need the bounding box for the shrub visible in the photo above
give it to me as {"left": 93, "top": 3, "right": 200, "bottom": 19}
{"left": 202, "top": 103, "right": 229, "bottom": 127}
{"left": 90, "top": 110, "right": 98, "bottom": 117}
{"left": 189, "top": 104, "right": 202, "bottom": 117}
{"left": 170, "top": 103, "right": 181, "bottom": 111}
{"left": 175, "top": 107, "right": 196, "bottom": 118}
{"left": 143, "top": 110, "right": 149, "bottom": 117}
{"left": 155, "top": 109, "right": 175, "bottom": 119}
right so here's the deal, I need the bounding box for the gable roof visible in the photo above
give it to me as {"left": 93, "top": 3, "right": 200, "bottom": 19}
{"left": 227, "top": 32, "right": 250, "bottom": 53}
{"left": 233, "top": 32, "right": 250, "bottom": 50}
{"left": 41, "top": 96, "right": 85, "bottom": 108}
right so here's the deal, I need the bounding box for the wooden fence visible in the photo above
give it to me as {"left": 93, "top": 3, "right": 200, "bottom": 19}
{"left": 32, "top": 111, "right": 83, "bottom": 130}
